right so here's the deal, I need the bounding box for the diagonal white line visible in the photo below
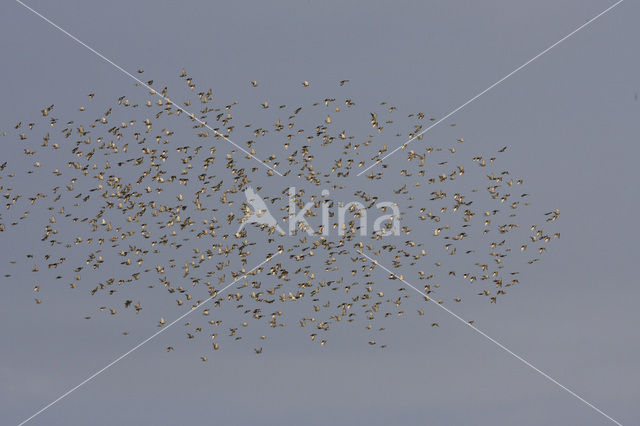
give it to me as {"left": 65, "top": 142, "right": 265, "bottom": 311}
{"left": 15, "top": 0, "right": 283, "bottom": 177}
{"left": 11, "top": 1, "right": 624, "bottom": 425}
{"left": 357, "top": 250, "right": 623, "bottom": 426}
{"left": 357, "top": 0, "right": 624, "bottom": 176}
{"left": 16, "top": 252, "right": 280, "bottom": 426}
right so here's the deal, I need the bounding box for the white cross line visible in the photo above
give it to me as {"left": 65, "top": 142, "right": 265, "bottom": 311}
{"left": 357, "top": 0, "right": 624, "bottom": 176}
{"left": 15, "top": 0, "right": 283, "bottom": 177}
{"left": 16, "top": 253, "right": 280, "bottom": 426}
{"left": 11, "top": 1, "right": 625, "bottom": 425}
{"left": 357, "top": 250, "right": 622, "bottom": 425}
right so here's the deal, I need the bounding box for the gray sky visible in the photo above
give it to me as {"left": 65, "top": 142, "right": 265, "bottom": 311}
{"left": 1, "top": 1, "right": 638, "bottom": 425}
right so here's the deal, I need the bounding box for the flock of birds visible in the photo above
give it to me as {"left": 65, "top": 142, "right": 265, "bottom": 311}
{"left": 0, "top": 69, "right": 560, "bottom": 358}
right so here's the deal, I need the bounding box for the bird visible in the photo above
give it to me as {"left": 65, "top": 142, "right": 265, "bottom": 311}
{"left": 0, "top": 71, "right": 559, "bottom": 357}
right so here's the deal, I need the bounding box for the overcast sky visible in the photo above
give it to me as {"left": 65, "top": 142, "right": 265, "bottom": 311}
{"left": 1, "top": 1, "right": 638, "bottom": 425}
